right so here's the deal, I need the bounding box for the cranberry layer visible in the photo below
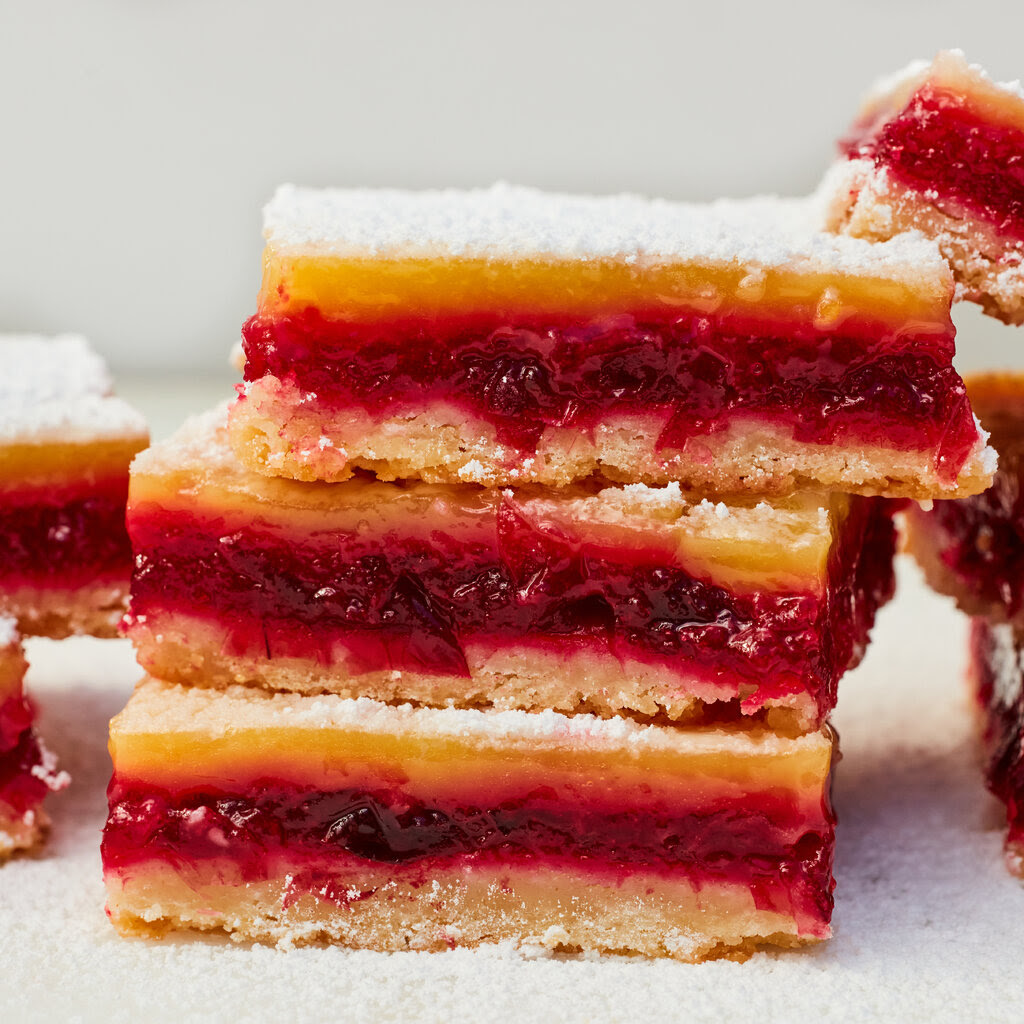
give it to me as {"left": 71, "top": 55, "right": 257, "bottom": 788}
{"left": 970, "top": 622, "right": 1024, "bottom": 850}
{"left": 0, "top": 695, "right": 33, "bottom": 752}
{"left": 128, "top": 497, "right": 894, "bottom": 722}
{"left": 844, "top": 85, "right": 1024, "bottom": 238}
{"left": 916, "top": 400, "right": 1024, "bottom": 621}
{"left": 0, "top": 480, "right": 133, "bottom": 589}
{"left": 0, "top": 728, "right": 51, "bottom": 817}
{"left": 924, "top": 477, "right": 1024, "bottom": 620}
{"left": 241, "top": 308, "right": 974, "bottom": 482}
{"left": 103, "top": 778, "right": 834, "bottom": 924}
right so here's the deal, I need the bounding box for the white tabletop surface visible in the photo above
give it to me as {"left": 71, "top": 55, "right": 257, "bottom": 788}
{"left": 2, "top": 382, "right": 1024, "bottom": 1023}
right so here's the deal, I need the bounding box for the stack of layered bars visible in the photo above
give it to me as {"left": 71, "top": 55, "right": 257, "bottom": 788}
{"left": 0, "top": 335, "right": 147, "bottom": 857}
{"left": 101, "top": 183, "right": 999, "bottom": 959}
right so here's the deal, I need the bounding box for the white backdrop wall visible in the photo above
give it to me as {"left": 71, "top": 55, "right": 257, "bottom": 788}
{"left": 1, "top": 0, "right": 1022, "bottom": 374}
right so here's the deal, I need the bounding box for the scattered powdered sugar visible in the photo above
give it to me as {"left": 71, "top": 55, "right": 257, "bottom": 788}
{"left": 131, "top": 403, "right": 236, "bottom": 477}
{"left": 264, "top": 182, "right": 946, "bottom": 285}
{"left": 0, "top": 334, "right": 148, "bottom": 444}
{"left": 938, "top": 49, "right": 1024, "bottom": 101}
{"left": 695, "top": 499, "right": 731, "bottom": 520}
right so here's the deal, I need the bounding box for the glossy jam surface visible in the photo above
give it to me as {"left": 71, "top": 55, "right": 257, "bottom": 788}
{"left": 241, "top": 308, "right": 974, "bottom": 481}
{"left": 128, "top": 497, "right": 894, "bottom": 722}
{"left": 0, "top": 728, "right": 50, "bottom": 816}
{"left": 103, "top": 777, "right": 835, "bottom": 924}
{"left": 0, "top": 481, "right": 132, "bottom": 588}
{"left": 845, "top": 85, "right": 1024, "bottom": 236}
{"left": 0, "top": 695, "right": 33, "bottom": 752}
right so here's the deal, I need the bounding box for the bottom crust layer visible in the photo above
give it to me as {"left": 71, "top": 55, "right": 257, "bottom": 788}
{"left": 129, "top": 613, "right": 814, "bottom": 731}
{"left": 231, "top": 381, "right": 992, "bottom": 498}
{"left": 105, "top": 857, "right": 825, "bottom": 962}
{"left": 0, "top": 581, "right": 127, "bottom": 639}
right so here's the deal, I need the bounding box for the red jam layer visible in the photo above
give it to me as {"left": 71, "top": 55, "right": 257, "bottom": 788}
{"left": 844, "top": 85, "right": 1024, "bottom": 237}
{"left": 924, "top": 454, "right": 1024, "bottom": 619}
{"left": 0, "top": 728, "right": 51, "bottom": 817}
{"left": 241, "top": 308, "right": 974, "bottom": 481}
{"left": 127, "top": 497, "right": 895, "bottom": 722}
{"left": 0, "top": 695, "right": 33, "bottom": 752}
{"left": 970, "top": 622, "right": 1024, "bottom": 848}
{"left": 0, "top": 482, "right": 133, "bottom": 589}
{"left": 102, "top": 779, "right": 834, "bottom": 924}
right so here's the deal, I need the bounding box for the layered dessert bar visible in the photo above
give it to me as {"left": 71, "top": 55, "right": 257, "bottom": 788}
{"left": 968, "top": 619, "right": 1024, "bottom": 873}
{"left": 0, "top": 618, "right": 67, "bottom": 858}
{"left": 125, "top": 408, "right": 896, "bottom": 732}
{"left": 905, "top": 373, "right": 1024, "bottom": 625}
{"left": 0, "top": 335, "right": 149, "bottom": 637}
{"left": 103, "top": 677, "right": 837, "bottom": 959}
{"left": 823, "top": 51, "right": 1024, "bottom": 324}
{"left": 231, "top": 183, "right": 993, "bottom": 498}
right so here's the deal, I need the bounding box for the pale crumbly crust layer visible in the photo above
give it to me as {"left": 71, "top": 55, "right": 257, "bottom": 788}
{"left": 822, "top": 159, "right": 1024, "bottom": 326}
{"left": 105, "top": 857, "right": 824, "bottom": 962}
{"left": 129, "top": 613, "right": 815, "bottom": 732}
{"left": 0, "top": 581, "right": 128, "bottom": 640}
{"left": 230, "top": 380, "right": 993, "bottom": 498}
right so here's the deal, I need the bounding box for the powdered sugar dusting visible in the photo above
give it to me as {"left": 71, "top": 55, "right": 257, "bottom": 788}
{"left": 864, "top": 50, "right": 1024, "bottom": 110}
{"left": 0, "top": 615, "right": 19, "bottom": 650}
{"left": 0, "top": 335, "right": 148, "bottom": 445}
{"left": 264, "top": 183, "right": 945, "bottom": 284}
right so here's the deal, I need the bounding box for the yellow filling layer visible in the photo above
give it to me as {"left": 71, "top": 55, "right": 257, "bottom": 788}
{"left": 258, "top": 251, "right": 948, "bottom": 327}
{"left": 0, "top": 438, "right": 145, "bottom": 491}
{"left": 110, "top": 681, "right": 834, "bottom": 804}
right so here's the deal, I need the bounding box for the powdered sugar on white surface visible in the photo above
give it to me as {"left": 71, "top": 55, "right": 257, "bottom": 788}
{"left": 3, "top": 557, "right": 1024, "bottom": 1024}
{"left": 265, "top": 183, "right": 945, "bottom": 284}
{"left": 0, "top": 334, "right": 148, "bottom": 444}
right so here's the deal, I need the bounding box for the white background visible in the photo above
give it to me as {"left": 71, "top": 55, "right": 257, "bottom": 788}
{"left": 1, "top": 0, "right": 1024, "bottom": 377}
